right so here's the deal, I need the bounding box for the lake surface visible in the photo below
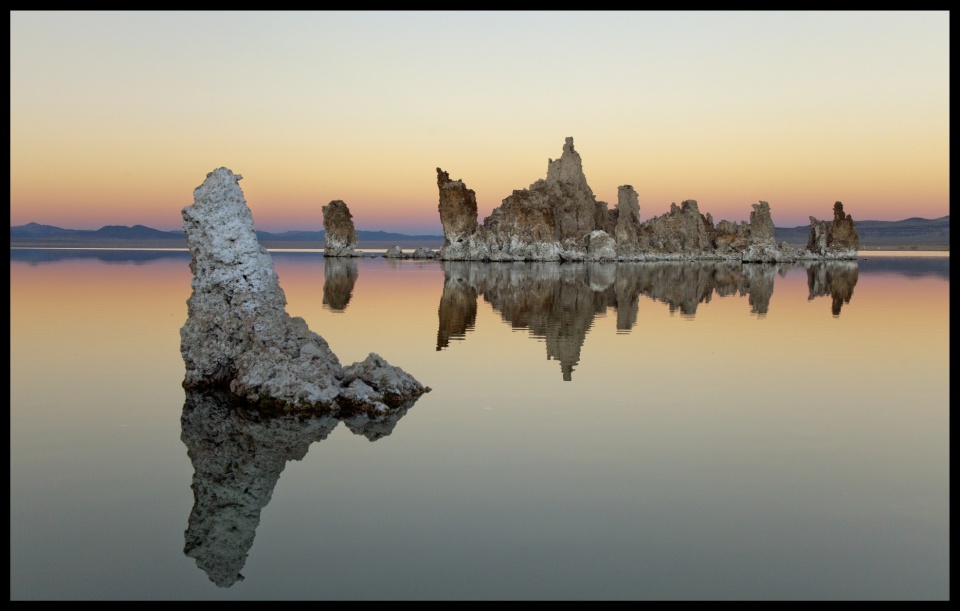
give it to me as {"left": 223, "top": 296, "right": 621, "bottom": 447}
{"left": 10, "top": 249, "right": 950, "bottom": 600}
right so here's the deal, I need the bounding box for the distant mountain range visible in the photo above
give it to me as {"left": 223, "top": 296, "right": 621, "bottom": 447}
{"left": 8, "top": 223, "right": 445, "bottom": 249}
{"left": 9, "top": 216, "right": 950, "bottom": 250}
{"left": 774, "top": 216, "right": 950, "bottom": 249}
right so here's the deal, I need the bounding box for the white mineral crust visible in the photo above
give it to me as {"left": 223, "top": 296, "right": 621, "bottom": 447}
{"left": 180, "top": 168, "right": 427, "bottom": 413}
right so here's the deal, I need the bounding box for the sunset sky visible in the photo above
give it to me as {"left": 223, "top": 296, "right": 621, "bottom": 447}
{"left": 10, "top": 11, "right": 949, "bottom": 235}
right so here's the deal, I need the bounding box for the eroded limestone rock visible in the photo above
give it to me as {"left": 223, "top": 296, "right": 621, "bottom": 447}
{"left": 322, "top": 199, "right": 363, "bottom": 257}
{"left": 613, "top": 185, "right": 643, "bottom": 250}
{"left": 410, "top": 247, "right": 439, "bottom": 259}
{"left": 437, "top": 169, "right": 479, "bottom": 246}
{"left": 806, "top": 201, "right": 860, "bottom": 258}
{"left": 181, "top": 168, "right": 428, "bottom": 415}
{"left": 436, "top": 138, "right": 859, "bottom": 262}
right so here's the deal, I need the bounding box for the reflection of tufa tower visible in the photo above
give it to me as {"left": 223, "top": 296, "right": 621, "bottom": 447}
{"left": 437, "top": 262, "right": 617, "bottom": 381}
{"left": 806, "top": 261, "right": 859, "bottom": 316}
{"left": 323, "top": 257, "right": 359, "bottom": 311}
{"left": 180, "top": 390, "right": 412, "bottom": 587}
{"left": 435, "top": 260, "right": 856, "bottom": 379}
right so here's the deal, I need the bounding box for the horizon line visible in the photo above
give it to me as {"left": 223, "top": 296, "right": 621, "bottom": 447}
{"left": 10, "top": 213, "right": 951, "bottom": 236}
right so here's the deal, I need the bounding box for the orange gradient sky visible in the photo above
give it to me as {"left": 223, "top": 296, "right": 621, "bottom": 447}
{"left": 10, "top": 11, "right": 949, "bottom": 235}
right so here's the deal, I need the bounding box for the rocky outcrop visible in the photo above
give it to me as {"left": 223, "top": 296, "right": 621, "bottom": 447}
{"left": 436, "top": 138, "right": 859, "bottom": 262}
{"left": 613, "top": 185, "right": 642, "bottom": 250}
{"left": 806, "top": 202, "right": 860, "bottom": 258}
{"left": 180, "top": 168, "right": 428, "bottom": 415}
{"left": 411, "top": 247, "right": 439, "bottom": 259}
{"left": 635, "top": 199, "right": 715, "bottom": 255}
{"left": 437, "top": 169, "right": 479, "bottom": 247}
{"left": 322, "top": 200, "right": 363, "bottom": 257}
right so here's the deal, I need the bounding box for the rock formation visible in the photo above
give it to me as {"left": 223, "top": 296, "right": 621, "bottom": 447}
{"left": 322, "top": 199, "right": 363, "bottom": 257}
{"left": 613, "top": 185, "right": 643, "bottom": 249}
{"left": 382, "top": 245, "right": 439, "bottom": 260}
{"left": 436, "top": 138, "right": 859, "bottom": 262}
{"left": 437, "top": 170, "right": 479, "bottom": 246}
{"left": 411, "top": 247, "right": 439, "bottom": 259}
{"left": 806, "top": 201, "right": 860, "bottom": 258}
{"left": 180, "top": 168, "right": 428, "bottom": 414}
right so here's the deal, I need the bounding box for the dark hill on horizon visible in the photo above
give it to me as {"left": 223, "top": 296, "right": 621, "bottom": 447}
{"left": 773, "top": 215, "right": 950, "bottom": 250}
{"left": 8, "top": 222, "right": 446, "bottom": 250}
{"left": 10, "top": 216, "right": 950, "bottom": 251}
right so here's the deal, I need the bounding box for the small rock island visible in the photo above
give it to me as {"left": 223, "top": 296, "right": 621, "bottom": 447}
{"left": 322, "top": 199, "right": 365, "bottom": 257}
{"left": 437, "top": 137, "right": 859, "bottom": 262}
{"left": 180, "top": 167, "right": 428, "bottom": 414}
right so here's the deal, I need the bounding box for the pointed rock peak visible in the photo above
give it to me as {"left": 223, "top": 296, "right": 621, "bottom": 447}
{"left": 833, "top": 201, "right": 847, "bottom": 222}
{"left": 546, "top": 136, "right": 587, "bottom": 187}
{"left": 437, "top": 167, "right": 464, "bottom": 189}
{"left": 616, "top": 185, "right": 639, "bottom": 211}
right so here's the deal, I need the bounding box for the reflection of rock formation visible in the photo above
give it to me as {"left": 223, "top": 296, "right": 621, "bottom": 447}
{"left": 437, "top": 261, "right": 860, "bottom": 378}
{"left": 181, "top": 389, "right": 412, "bottom": 587}
{"left": 439, "top": 262, "right": 615, "bottom": 380}
{"left": 436, "top": 265, "right": 479, "bottom": 350}
{"left": 181, "top": 168, "right": 428, "bottom": 415}
{"left": 322, "top": 200, "right": 364, "bottom": 257}
{"left": 437, "top": 138, "right": 858, "bottom": 262}
{"left": 323, "top": 257, "right": 358, "bottom": 311}
{"left": 805, "top": 261, "right": 859, "bottom": 315}
{"left": 611, "top": 262, "right": 777, "bottom": 317}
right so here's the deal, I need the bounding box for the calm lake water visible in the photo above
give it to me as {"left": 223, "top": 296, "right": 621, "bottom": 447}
{"left": 10, "top": 249, "right": 950, "bottom": 600}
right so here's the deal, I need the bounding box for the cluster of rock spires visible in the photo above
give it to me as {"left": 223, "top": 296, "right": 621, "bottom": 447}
{"left": 180, "top": 168, "right": 428, "bottom": 415}
{"left": 437, "top": 137, "right": 859, "bottom": 262}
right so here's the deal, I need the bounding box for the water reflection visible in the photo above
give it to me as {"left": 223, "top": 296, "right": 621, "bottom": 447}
{"left": 180, "top": 389, "right": 414, "bottom": 587}
{"left": 9, "top": 248, "right": 191, "bottom": 265}
{"left": 322, "top": 257, "right": 359, "bottom": 311}
{"left": 437, "top": 261, "right": 860, "bottom": 380}
{"left": 806, "top": 261, "right": 859, "bottom": 316}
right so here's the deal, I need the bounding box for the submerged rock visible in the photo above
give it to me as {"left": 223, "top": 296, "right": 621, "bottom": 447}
{"left": 411, "top": 247, "right": 439, "bottom": 259}
{"left": 436, "top": 138, "right": 859, "bottom": 262}
{"left": 180, "top": 168, "right": 428, "bottom": 415}
{"left": 322, "top": 199, "right": 364, "bottom": 257}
